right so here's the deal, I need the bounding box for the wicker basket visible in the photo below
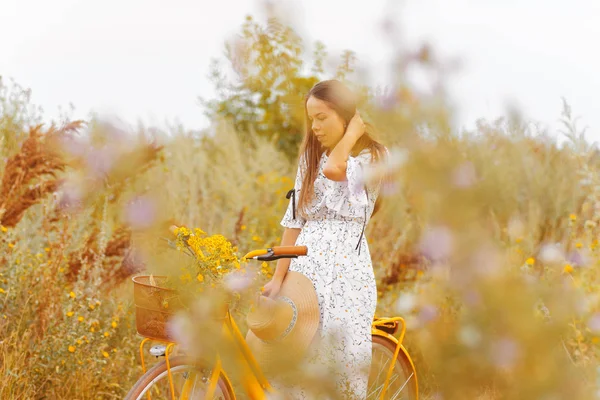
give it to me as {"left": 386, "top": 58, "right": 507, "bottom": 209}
{"left": 132, "top": 275, "right": 232, "bottom": 342}
{"left": 132, "top": 275, "right": 184, "bottom": 342}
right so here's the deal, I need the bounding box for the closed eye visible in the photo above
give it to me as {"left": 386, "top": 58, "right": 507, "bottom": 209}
{"left": 309, "top": 112, "right": 327, "bottom": 121}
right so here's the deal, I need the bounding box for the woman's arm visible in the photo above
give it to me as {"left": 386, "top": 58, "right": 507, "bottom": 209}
{"left": 323, "top": 112, "right": 365, "bottom": 181}
{"left": 262, "top": 227, "right": 302, "bottom": 298}
{"left": 272, "top": 227, "right": 302, "bottom": 282}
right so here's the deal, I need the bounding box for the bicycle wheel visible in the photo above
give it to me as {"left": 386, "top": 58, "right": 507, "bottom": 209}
{"left": 368, "top": 335, "right": 418, "bottom": 400}
{"left": 125, "top": 356, "right": 234, "bottom": 400}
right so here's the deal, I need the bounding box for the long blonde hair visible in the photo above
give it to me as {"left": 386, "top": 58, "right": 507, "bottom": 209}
{"left": 297, "top": 80, "right": 387, "bottom": 217}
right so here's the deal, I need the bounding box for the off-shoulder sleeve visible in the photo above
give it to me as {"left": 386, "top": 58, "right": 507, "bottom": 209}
{"left": 324, "top": 149, "right": 374, "bottom": 216}
{"left": 280, "top": 156, "right": 307, "bottom": 229}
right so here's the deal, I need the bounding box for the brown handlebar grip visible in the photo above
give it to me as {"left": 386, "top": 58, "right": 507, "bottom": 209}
{"left": 271, "top": 246, "right": 308, "bottom": 256}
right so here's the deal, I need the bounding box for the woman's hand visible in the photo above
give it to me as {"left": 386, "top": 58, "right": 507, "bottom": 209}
{"left": 262, "top": 277, "right": 283, "bottom": 298}
{"left": 345, "top": 111, "right": 366, "bottom": 141}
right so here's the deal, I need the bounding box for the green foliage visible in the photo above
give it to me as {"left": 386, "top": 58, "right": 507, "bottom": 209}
{"left": 202, "top": 16, "right": 362, "bottom": 159}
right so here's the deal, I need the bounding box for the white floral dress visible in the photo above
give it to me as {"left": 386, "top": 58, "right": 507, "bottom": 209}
{"left": 279, "top": 148, "right": 381, "bottom": 399}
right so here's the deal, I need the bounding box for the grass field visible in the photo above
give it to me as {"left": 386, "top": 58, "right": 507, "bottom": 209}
{"left": 1, "top": 70, "right": 599, "bottom": 399}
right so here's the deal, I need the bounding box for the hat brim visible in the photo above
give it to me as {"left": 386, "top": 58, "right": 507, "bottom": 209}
{"left": 246, "top": 271, "right": 320, "bottom": 372}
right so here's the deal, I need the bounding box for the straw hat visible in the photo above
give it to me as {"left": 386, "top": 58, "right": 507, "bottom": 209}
{"left": 246, "top": 271, "right": 320, "bottom": 370}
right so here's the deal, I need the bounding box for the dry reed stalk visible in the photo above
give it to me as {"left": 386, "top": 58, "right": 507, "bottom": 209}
{"left": 382, "top": 252, "right": 426, "bottom": 285}
{"left": 232, "top": 206, "right": 246, "bottom": 247}
{"left": 0, "top": 121, "right": 82, "bottom": 227}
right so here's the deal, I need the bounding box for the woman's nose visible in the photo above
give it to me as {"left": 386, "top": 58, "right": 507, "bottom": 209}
{"left": 312, "top": 122, "right": 320, "bottom": 132}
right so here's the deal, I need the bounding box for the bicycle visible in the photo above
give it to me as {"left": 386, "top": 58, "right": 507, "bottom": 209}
{"left": 125, "top": 245, "right": 419, "bottom": 400}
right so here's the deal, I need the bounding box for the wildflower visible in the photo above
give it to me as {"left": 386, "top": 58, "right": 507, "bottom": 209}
{"left": 102, "top": 351, "right": 109, "bottom": 358}
{"left": 241, "top": 225, "right": 247, "bottom": 231}
{"left": 526, "top": 257, "right": 535, "bottom": 265}
{"left": 68, "top": 346, "right": 76, "bottom": 353}
{"left": 44, "top": 247, "right": 50, "bottom": 252}
{"left": 0, "top": 226, "right": 7, "bottom": 232}
{"left": 197, "top": 274, "right": 204, "bottom": 283}
{"left": 66, "top": 311, "right": 74, "bottom": 317}
{"left": 103, "top": 331, "right": 110, "bottom": 337}
{"left": 563, "top": 264, "right": 574, "bottom": 274}
{"left": 180, "top": 273, "right": 192, "bottom": 284}
{"left": 252, "top": 235, "right": 260, "bottom": 241}
{"left": 89, "top": 304, "right": 95, "bottom": 311}
{"left": 111, "top": 321, "right": 117, "bottom": 329}
{"left": 0, "top": 288, "right": 4, "bottom": 294}
{"left": 77, "top": 339, "right": 83, "bottom": 345}
{"left": 8, "top": 243, "right": 14, "bottom": 248}
{"left": 576, "top": 242, "right": 583, "bottom": 249}
{"left": 69, "top": 291, "right": 76, "bottom": 299}
{"left": 570, "top": 214, "right": 577, "bottom": 221}
{"left": 78, "top": 316, "right": 84, "bottom": 322}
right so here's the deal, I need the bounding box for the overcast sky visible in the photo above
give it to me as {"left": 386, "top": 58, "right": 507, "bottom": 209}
{"left": 1, "top": 0, "right": 598, "bottom": 142}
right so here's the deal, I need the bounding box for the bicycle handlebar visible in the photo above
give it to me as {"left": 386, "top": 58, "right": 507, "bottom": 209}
{"left": 243, "top": 246, "right": 308, "bottom": 261}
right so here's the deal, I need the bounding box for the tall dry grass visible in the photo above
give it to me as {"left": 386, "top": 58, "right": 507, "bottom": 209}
{"left": 1, "top": 56, "right": 600, "bottom": 400}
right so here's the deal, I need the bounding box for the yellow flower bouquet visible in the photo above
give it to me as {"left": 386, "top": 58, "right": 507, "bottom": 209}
{"left": 132, "top": 225, "right": 258, "bottom": 342}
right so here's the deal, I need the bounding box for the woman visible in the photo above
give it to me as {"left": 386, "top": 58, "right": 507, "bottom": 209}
{"left": 262, "top": 79, "right": 387, "bottom": 399}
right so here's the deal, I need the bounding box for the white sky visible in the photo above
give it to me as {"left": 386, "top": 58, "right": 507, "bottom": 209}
{"left": 1, "top": 0, "right": 599, "bottom": 142}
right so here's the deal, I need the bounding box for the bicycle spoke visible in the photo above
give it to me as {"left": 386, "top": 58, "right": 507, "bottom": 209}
{"left": 368, "top": 337, "right": 415, "bottom": 400}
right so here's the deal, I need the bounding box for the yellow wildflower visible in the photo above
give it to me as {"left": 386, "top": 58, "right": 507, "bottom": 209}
{"left": 66, "top": 311, "right": 74, "bottom": 317}
{"left": 78, "top": 316, "right": 84, "bottom": 322}
{"left": 563, "top": 264, "right": 574, "bottom": 274}
{"left": 569, "top": 214, "right": 577, "bottom": 221}
{"left": 44, "top": 247, "right": 50, "bottom": 252}
{"left": 241, "top": 225, "right": 247, "bottom": 231}
{"left": 69, "top": 291, "right": 76, "bottom": 299}
{"left": 103, "top": 331, "right": 110, "bottom": 337}
{"left": 111, "top": 321, "right": 117, "bottom": 329}
{"left": 197, "top": 274, "right": 204, "bottom": 283}
{"left": 0, "top": 226, "right": 7, "bottom": 232}
{"left": 102, "top": 351, "right": 109, "bottom": 358}
{"left": 576, "top": 242, "right": 583, "bottom": 249}
{"left": 8, "top": 243, "right": 14, "bottom": 248}
{"left": 77, "top": 339, "right": 83, "bottom": 345}
{"left": 0, "top": 288, "right": 4, "bottom": 294}
{"left": 89, "top": 304, "right": 95, "bottom": 311}
{"left": 526, "top": 257, "right": 535, "bottom": 265}
{"left": 68, "top": 346, "right": 76, "bottom": 353}
{"left": 180, "top": 273, "right": 192, "bottom": 284}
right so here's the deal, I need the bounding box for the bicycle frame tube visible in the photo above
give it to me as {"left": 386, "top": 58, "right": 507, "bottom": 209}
{"left": 225, "top": 311, "right": 274, "bottom": 396}
{"left": 139, "top": 338, "right": 177, "bottom": 400}
{"left": 372, "top": 316, "right": 407, "bottom": 344}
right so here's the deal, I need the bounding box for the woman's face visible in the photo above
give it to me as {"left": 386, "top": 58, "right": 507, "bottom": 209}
{"left": 306, "top": 96, "right": 346, "bottom": 151}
